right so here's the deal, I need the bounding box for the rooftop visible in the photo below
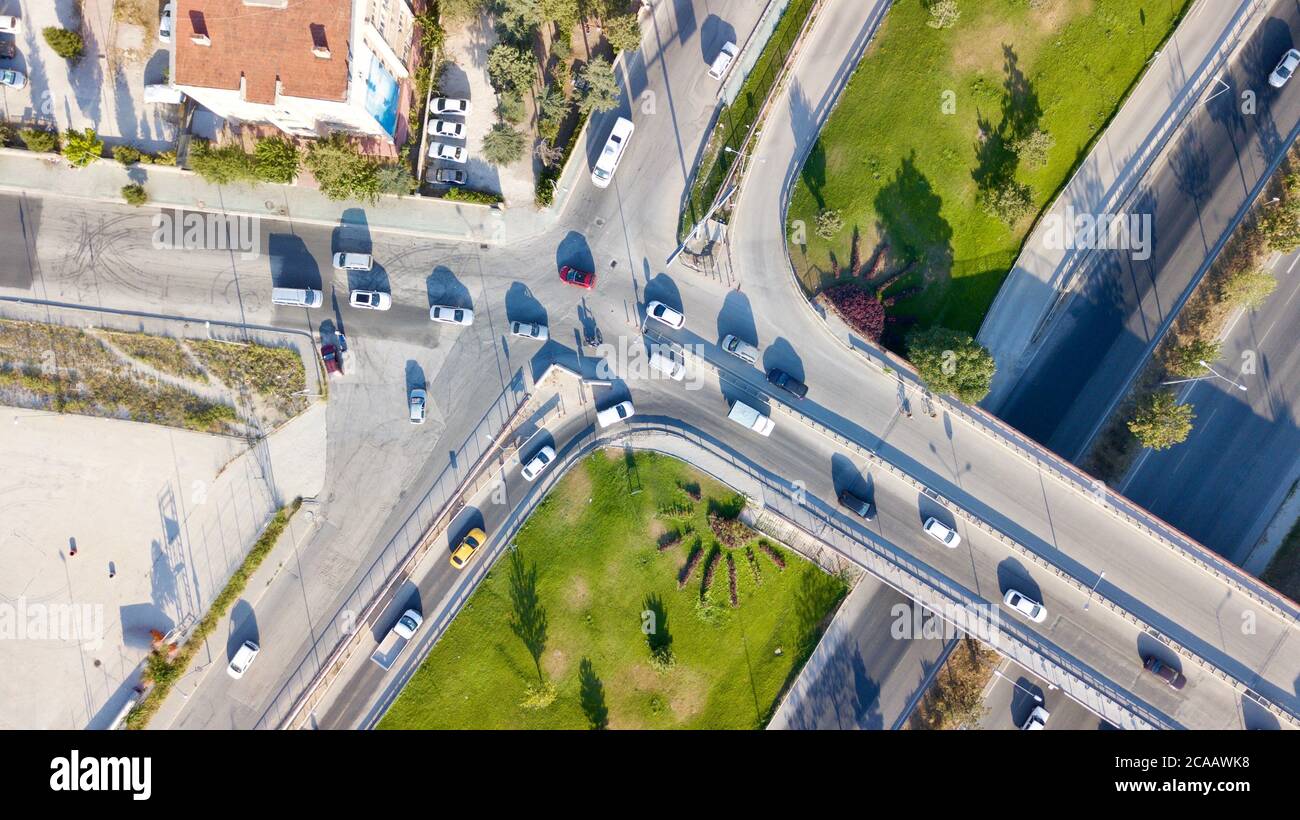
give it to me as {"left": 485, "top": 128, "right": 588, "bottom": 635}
{"left": 174, "top": 0, "right": 353, "bottom": 105}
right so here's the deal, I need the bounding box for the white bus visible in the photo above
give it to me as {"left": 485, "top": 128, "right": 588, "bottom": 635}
{"left": 591, "top": 116, "right": 634, "bottom": 189}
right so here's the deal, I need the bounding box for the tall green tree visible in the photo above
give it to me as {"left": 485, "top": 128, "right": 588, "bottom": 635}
{"left": 487, "top": 44, "right": 536, "bottom": 92}
{"left": 1221, "top": 268, "right": 1277, "bottom": 310}
{"left": 906, "top": 326, "right": 997, "bottom": 404}
{"left": 304, "top": 134, "right": 381, "bottom": 202}
{"left": 604, "top": 13, "right": 642, "bottom": 54}
{"left": 62, "top": 128, "right": 103, "bottom": 167}
{"left": 1128, "top": 391, "right": 1195, "bottom": 450}
{"left": 577, "top": 56, "right": 620, "bottom": 113}
{"left": 482, "top": 122, "right": 527, "bottom": 166}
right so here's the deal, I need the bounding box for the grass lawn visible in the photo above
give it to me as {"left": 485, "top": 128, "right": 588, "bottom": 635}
{"left": 787, "top": 0, "right": 1191, "bottom": 345}
{"left": 1261, "top": 508, "right": 1300, "bottom": 604}
{"left": 379, "top": 449, "right": 848, "bottom": 729}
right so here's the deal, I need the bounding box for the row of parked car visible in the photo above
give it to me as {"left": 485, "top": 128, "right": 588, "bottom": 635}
{"left": 424, "top": 98, "right": 471, "bottom": 185}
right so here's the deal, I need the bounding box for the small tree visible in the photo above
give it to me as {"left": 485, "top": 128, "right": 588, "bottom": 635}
{"left": 815, "top": 208, "right": 844, "bottom": 239}
{"left": 43, "top": 27, "right": 85, "bottom": 60}
{"left": 189, "top": 140, "right": 258, "bottom": 184}
{"left": 1165, "top": 339, "right": 1222, "bottom": 378}
{"left": 982, "top": 178, "right": 1033, "bottom": 225}
{"left": 605, "top": 13, "right": 642, "bottom": 54}
{"left": 540, "top": 0, "right": 580, "bottom": 30}
{"left": 253, "top": 136, "right": 300, "bottom": 183}
{"left": 482, "top": 122, "right": 527, "bottom": 166}
{"left": 926, "top": 0, "right": 961, "bottom": 30}
{"left": 906, "top": 326, "right": 997, "bottom": 404}
{"left": 496, "top": 88, "right": 526, "bottom": 124}
{"left": 376, "top": 164, "right": 417, "bottom": 195}
{"left": 121, "top": 184, "right": 148, "bottom": 207}
{"left": 19, "top": 128, "right": 59, "bottom": 154}
{"left": 1011, "top": 128, "right": 1054, "bottom": 169}
{"left": 1128, "top": 390, "right": 1195, "bottom": 450}
{"left": 1221, "top": 268, "right": 1277, "bottom": 310}
{"left": 577, "top": 56, "right": 620, "bottom": 114}
{"left": 487, "top": 44, "right": 536, "bottom": 92}
{"left": 1258, "top": 198, "right": 1300, "bottom": 253}
{"left": 304, "top": 135, "right": 382, "bottom": 202}
{"left": 62, "top": 128, "right": 103, "bottom": 168}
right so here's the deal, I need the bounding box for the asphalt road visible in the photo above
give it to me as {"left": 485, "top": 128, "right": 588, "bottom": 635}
{"left": 979, "top": 658, "right": 1115, "bottom": 731}
{"left": 1121, "top": 245, "right": 1300, "bottom": 563}
{"left": 993, "top": 0, "right": 1300, "bottom": 462}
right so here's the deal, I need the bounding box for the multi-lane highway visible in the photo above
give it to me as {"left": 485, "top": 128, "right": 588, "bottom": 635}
{"left": 1, "top": 0, "right": 1297, "bottom": 730}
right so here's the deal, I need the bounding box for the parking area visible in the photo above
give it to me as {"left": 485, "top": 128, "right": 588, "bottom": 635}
{"left": 429, "top": 11, "right": 535, "bottom": 204}
{"left": 0, "top": 0, "right": 178, "bottom": 151}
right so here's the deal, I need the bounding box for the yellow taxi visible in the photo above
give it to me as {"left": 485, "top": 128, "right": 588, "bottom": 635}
{"left": 449, "top": 527, "right": 487, "bottom": 570}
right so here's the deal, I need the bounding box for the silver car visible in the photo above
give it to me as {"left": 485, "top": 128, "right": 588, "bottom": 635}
{"left": 427, "top": 142, "right": 467, "bottom": 163}
{"left": 430, "top": 119, "right": 465, "bottom": 139}
{"left": 509, "top": 320, "right": 549, "bottom": 341}
{"left": 1002, "top": 589, "right": 1047, "bottom": 623}
{"left": 0, "top": 68, "right": 27, "bottom": 89}
{"left": 1270, "top": 48, "right": 1300, "bottom": 88}
{"left": 429, "top": 305, "right": 474, "bottom": 325}
{"left": 520, "top": 445, "right": 557, "bottom": 481}
{"left": 408, "top": 388, "right": 427, "bottom": 424}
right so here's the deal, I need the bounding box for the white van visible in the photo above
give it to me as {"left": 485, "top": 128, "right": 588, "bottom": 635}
{"left": 591, "top": 117, "right": 634, "bottom": 189}
{"left": 227, "top": 640, "right": 260, "bottom": 679}
{"left": 648, "top": 345, "right": 686, "bottom": 380}
{"left": 727, "top": 400, "right": 775, "bottom": 436}
{"left": 271, "top": 287, "right": 323, "bottom": 308}
{"left": 709, "top": 42, "right": 739, "bottom": 81}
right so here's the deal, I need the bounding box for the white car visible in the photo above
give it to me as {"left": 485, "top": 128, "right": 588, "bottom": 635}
{"left": 0, "top": 69, "right": 26, "bottom": 90}
{"left": 430, "top": 119, "right": 465, "bottom": 139}
{"left": 648, "top": 345, "right": 686, "bottom": 380}
{"left": 520, "top": 445, "right": 557, "bottom": 481}
{"left": 332, "top": 252, "right": 373, "bottom": 271}
{"left": 1003, "top": 589, "right": 1047, "bottom": 623}
{"left": 226, "top": 640, "right": 260, "bottom": 679}
{"left": 923, "top": 517, "right": 961, "bottom": 548}
{"left": 708, "top": 41, "right": 739, "bottom": 81}
{"left": 349, "top": 290, "right": 391, "bottom": 311}
{"left": 159, "top": 2, "right": 174, "bottom": 42}
{"left": 1270, "top": 48, "right": 1300, "bottom": 88}
{"left": 1021, "top": 705, "right": 1050, "bottom": 730}
{"left": 430, "top": 97, "right": 471, "bottom": 116}
{"left": 596, "top": 400, "right": 635, "bottom": 428}
{"left": 408, "top": 387, "right": 427, "bottom": 424}
{"left": 430, "top": 304, "right": 474, "bottom": 325}
{"left": 0, "top": 15, "right": 20, "bottom": 34}
{"left": 645, "top": 301, "right": 685, "bottom": 329}
{"left": 428, "top": 141, "right": 467, "bottom": 163}
{"left": 510, "top": 320, "right": 549, "bottom": 341}
{"left": 721, "top": 334, "right": 759, "bottom": 364}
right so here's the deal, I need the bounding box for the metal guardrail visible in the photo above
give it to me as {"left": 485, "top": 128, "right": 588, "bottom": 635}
{"left": 259, "top": 372, "right": 530, "bottom": 729}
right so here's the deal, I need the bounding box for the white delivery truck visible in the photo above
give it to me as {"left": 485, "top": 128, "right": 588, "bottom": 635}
{"left": 727, "top": 400, "right": 775, "bottom": 436}
{"left": 370, "top": 609, "right": 423, "bottom": 670}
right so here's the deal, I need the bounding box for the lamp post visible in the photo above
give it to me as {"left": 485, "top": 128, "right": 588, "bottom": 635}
{"left": 1162, "top": 360, "right": 1247, "bottom": 392}
{"left": 1083, "top": 570, "right": 1106, "bottom": 611}
{"left": 993, "top": 669, "right": 1043, "bottom": 704}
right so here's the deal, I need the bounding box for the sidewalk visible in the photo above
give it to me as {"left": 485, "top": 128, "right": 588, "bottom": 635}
{"left": 978, "top": 0, "right": 1267, "bottom": 410}
{"left": 0, "top": 147, "right": 557, "bottom": 243}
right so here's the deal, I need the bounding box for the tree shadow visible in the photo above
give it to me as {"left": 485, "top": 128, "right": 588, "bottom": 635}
{"left": 578, "top": 657, "right": 609, "bottom": 730}
{"left": 971, "top": 45, "right": 1041, "bottom": 198}
{"left": 873, "top": 152, "right": 953, "bottom": 276}
{"left": 508, "top": 546, "right": 548, "bottom": 684}
{"left": 643, "top": 592, "right": 673, "bottom": 657}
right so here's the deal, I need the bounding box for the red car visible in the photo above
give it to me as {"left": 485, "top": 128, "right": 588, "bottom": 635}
{"left": 321, "top": 343, "right": 342, "bottom": 377}
{"left": 559, "top": 265, "right": 596, "bottom": 289}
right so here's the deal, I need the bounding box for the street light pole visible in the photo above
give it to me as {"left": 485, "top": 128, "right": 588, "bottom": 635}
{"left": 1082, "top": 570, "right": 1106, "bottom": 611}
{"left": 1161, "top": 360, "right": 1247, "bottom": 392}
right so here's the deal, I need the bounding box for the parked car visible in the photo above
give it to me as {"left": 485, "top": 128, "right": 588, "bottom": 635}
{"left": 1021, "top": 705, "right": 1050, "bottom": 730}
{"left": 430, "top": 119, "right": 465, "bottom": 139}
{"left": 559, "top": 265, "right": 596, "bottom": 289}
{"left": 321, "top": 343, "right": 341, "bottom": 377}
{"left": 510, "top": 320, "right": 549, "bottom": 341}
{"left": 428, "top": 142, "right": 467, "bottom": 163}
{"left": 520, "top": 445, "right": 557, "bottom": 481}
{"left": 429, "top": 305, "right": 474, "bottom": 325}
{"left": 645, "top": 301, "right": 685, "bottom": 329}
{"left": 1270, "top": 48, "right": 1300, "bottom": 88}
{"left": 1143, "top": 656, "right": 1187, "bottom": 690}
{"left": 720, "top": 334, "right": 759, "bottom": 364}
{"left": 408, "top": 387, "right": 427, "bottom": 424}
{"left": 596, "top": 400, "right": 635, "bottom": 428}
{"left": 332, "top": 252, "right": 373, "bottom": 271}
{"left": 427, "top": 167, "right": 466, "bottom": 185}
{"left": 923, "top": 517, "right": 961, "bottom": 548}
{"left": 767, "top": 368, "right": 808, "bottom": 399}
{"left": 226, "top": 640, "right": 260, "bottom": 679}
{"left": 450, "top": 527, "right": 487, "bottom": 569}
{"left": 837, "top": 490, "right": 875, "bottom": 521}
{"left": 0, "top": 68, "right": 26, "bottom": 89}
{"left": 159, "top": 2, "right": 174, "bottom": 42}
{"left": 1002, "top": 589, "right": 1047, "bottom": 623}
{"left": 708, "top": 41, "right": 739, "bottom": 81}
{"left": 648, "top": 345, "right": 686, "bottom": 380}
{"left": 0, "top": 16, "right": 20, "bottom": 34}
{"left": 349, "top": 290, "right": 391, "bottom": 311}
{"left": 430, "top": 97, "right": 471, "bottom": 116}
